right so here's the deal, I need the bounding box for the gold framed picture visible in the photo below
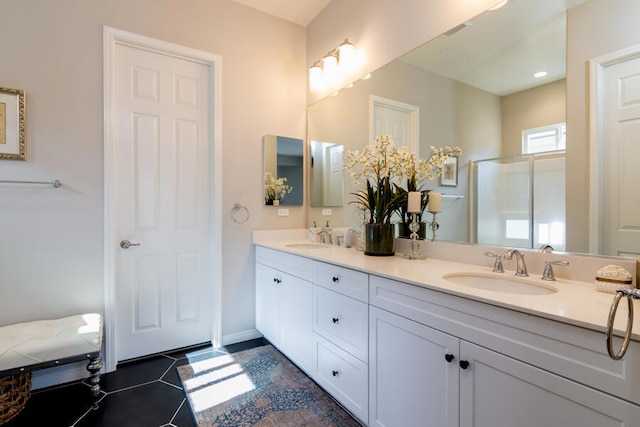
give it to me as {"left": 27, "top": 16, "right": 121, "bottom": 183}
{"left": 0, "top": 86, "right": 26, "bottom": 160}
{"left": 440, "top": 156, "right": 458, "bottom": 187}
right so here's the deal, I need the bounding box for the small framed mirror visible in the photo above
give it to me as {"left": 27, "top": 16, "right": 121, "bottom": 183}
{"left": 264, "top": 135, "right": 303, "bottom": 206}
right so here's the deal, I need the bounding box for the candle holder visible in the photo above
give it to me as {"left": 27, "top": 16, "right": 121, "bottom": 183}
{"left": 404, "top": 213, "right": 426, "bottom": 260}
{"left": 428, "top": 211, "right": 440, "bottom": 241}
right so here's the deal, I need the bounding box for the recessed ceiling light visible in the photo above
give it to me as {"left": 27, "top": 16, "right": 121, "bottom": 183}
{"left": 534, "top": 71, "right": 548, "bottom": 78}
{"left": 488, "top": 0, "right": 508, "bottom": 11}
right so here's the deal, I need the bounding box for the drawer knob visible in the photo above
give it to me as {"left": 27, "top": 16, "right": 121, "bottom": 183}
{"left": 445, "top": 354, "right": 455, "bottom": 363}
{"left": 332, "top": 370, "right": 339, "bottom": 377}
{"left": 332, "top": 276, "right": 339, "bottom": 282}
{"left": 273, "top": 278, "right": 281, "bottom": 283}
{"left": 332, "top": 317, "right": 339, "bottom": 324}
{"left": 459, "top": 360, "right": 470, "bottom": 370}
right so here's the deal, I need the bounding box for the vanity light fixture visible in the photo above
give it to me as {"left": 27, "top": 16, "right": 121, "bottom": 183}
{"left": 534, "top": 71, "right": 548, "bottom": 78}
{"left": 309, "top": 39, "right": 358, "bottom": 93}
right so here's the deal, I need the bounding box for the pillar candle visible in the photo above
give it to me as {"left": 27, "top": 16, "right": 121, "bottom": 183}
{"left": 407, "top": 191, "right": 421, "bottom": 213}
{"left": 428, "top": 192, "right": 441, "bottom": 213}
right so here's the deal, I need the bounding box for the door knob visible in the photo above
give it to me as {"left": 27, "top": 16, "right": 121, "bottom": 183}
{"left": 120, "top": 239, "right": 141, "bottom": 249}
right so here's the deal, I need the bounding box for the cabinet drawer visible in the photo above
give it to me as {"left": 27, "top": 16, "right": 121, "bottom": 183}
{"left": 256, "top": 246, "right": 312, "bottom": 281}
{"left": 370, "top": 274, "right": 640, "bottom": 405}
{"left": 313, "top": 285, "right": 368, "bottom": 362}
{"left": 313, "top": 260, "right": 368, "bottom": 302}
{"left": 313, "top": 333, "right": 368, "bottom": 424}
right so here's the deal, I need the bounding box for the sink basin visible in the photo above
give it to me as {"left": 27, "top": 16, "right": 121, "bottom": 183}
{"left": 442, "top": 272, "right": 558, "bottom": 295}
{"left": 285, "top": 242, "right": 328, "bottom": 249}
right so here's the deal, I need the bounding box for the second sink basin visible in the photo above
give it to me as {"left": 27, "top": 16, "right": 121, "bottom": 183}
{"left": 442, "top": 272, "right": 558, "bottom": 295}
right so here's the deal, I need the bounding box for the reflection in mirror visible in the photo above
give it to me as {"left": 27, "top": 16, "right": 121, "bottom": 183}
{"left": 307, "top": 0, "right": 590, "bottom": 253}
{"left": 264, "top": 135, "right": 303, "bottom": 206}
{"left": 310, "top": 141, "right": 344, "bottom": 207}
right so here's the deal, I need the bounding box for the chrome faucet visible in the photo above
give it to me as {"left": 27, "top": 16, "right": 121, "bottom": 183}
{"left": 318, "top": 230, "right": 332, "bottom": 245}
{"left": 541, "top": 260, "right": 569, "bottom": 281}
{"left": 504, "top": 249, "right": 529, "bottom": 277}
{"left": 538, "top": 244, "right": 554, "bottom": 253}
{"left": 484, "top": 252, "right": 504, "bottom": 273}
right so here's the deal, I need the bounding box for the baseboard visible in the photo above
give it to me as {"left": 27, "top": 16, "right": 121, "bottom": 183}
{"left": 222, "top": 329, "right": 262, "bottom": 346}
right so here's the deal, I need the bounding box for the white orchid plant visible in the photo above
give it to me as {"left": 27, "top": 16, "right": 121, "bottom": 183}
{"left": 264, "top": 171, "right": 292, "bottom": 203}
{"left": 344, "top": 135, "right": 461, "bottom": 224}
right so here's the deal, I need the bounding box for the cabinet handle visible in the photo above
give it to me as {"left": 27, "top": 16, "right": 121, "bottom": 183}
{"left": 332, "top": 317, "right": 339, "bottom": 324}
{"left": 332, "top": 370, "right": 339, "bottom": 377}
{"left": 445, "top": 354, "right": 455, "bottom": 363}
{"left": 332, "top": 276, "right": 339, "bottom": 282}
{"left": 459, "top": 360, "right": 470, "bottom": 370}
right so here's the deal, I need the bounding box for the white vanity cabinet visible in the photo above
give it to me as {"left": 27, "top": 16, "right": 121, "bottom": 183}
{"left": 459, "top": 341, "right": 640, "bottom": 427}
{"left": 369, "top": 275, "right": 640, "bottom": 427}
{"left": 369, "top": 306, "right": 460, "bottom": 427}
{"left": 311, "top": 261, "right": 369, "bottom": 423}
{"left": 255, "top": 247, "right": 313, "bottom": 374}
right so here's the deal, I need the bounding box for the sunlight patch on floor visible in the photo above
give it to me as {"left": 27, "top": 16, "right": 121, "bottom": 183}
{"left": 189, "top": 372, "right": 256, "bottom": 412}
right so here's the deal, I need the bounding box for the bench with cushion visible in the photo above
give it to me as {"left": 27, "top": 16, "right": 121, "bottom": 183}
{"left": 0, "top": 313, "right": 103, "bottom": 417}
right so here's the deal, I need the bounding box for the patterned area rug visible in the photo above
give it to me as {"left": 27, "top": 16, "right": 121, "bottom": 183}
{"left": 177, "top": 345, "right": 362, "bottom": 427}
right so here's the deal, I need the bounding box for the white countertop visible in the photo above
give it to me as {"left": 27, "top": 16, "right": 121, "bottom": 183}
{"left": 254, "top": 232, "right": 640, "bottom": 341}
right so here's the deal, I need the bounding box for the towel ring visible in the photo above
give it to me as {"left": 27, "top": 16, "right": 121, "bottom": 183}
{"left": 606, "top": 288, "right": 638, "bottom": 360}
{"left": 231, "top": 203, "right": 249, "bottom": 224}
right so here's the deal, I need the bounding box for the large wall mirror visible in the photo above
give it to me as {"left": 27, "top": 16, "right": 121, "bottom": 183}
{"left": 307, "top": 0, "right": 640, "bottom": 258}
{"left": 264, "top": 135, "right": 303, "bottom": 206}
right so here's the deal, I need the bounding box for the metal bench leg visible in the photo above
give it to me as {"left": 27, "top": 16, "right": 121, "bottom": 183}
{"left": 87, "top": 356, "right": 103, "bottom": 410}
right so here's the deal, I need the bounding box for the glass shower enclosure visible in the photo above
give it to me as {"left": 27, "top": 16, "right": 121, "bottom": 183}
{"left": 471, "top": 151, "right": 566, "bottom": 252}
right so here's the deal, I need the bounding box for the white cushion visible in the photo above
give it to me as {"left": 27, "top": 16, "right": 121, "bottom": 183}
{"left": 0, "top": 313, "right": 103, "bottom": 372}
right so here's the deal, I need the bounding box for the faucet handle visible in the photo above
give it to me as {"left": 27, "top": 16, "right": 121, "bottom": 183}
{"left": 541, "top": 260, "right": 569, "bottom": 281}
{"left": 484, "top": 252, "right": 504, "bottom": 273}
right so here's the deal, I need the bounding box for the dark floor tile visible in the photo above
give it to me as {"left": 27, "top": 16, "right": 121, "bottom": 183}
{"left": 171, "top": 399, "right": 196, "bottom": 427}
{"left": 3, "top": 381, "right": 96, "bottom": 427}
{"left": 96, "top": 355, "right": 176, "bottom": 392}
{"left": 75, "top": 381, "right": 184, "bottom": 427}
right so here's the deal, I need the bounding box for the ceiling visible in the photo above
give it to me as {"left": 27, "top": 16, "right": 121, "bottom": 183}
{"left": 231, "top": 0, "right": 331, "bottom": 26}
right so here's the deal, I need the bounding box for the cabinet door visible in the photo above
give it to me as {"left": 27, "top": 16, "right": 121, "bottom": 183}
{"left": 459, "top": 341, "right": 640, "bottom": 427}
{"left": 281, "top": 274, "right": 313, "bottom": 373}
{"left": 369, "top": 306, "right": 459, "bottom": 427}
{"left": 255, "top": 262, "right": 281, "bottom": 347}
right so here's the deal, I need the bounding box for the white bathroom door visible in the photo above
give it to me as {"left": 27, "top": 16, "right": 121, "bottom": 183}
{"left": 602, "top": 55, "right": 640, "bottom": 258}
{"left": 111, "top": 41, "right": 214, "bottom": 361}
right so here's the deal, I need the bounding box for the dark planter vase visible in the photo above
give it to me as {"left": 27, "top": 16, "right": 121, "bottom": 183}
{"left": 364, "top": 223, "right": 395, "bottom": 256}
{"left": 398, "top": 222, "right": 427, "bottom": 240}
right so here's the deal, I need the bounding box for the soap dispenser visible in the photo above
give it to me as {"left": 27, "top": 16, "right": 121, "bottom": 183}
{"left": 309, "top": 221, "right": 320, "bottom": 242}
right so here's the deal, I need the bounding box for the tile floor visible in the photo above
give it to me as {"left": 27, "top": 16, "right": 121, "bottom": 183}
{"left": 3, "top": 338, "right": 269, "bottom": 427}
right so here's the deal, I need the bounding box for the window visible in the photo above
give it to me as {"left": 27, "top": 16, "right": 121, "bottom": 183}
{"left": 522, "top": 123, "right": 566, "bottom": 154}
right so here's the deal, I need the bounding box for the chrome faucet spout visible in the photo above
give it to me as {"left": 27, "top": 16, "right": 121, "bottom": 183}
{"left": 318, "top": 230, "right": 333, "bottom": 245}
{"left": 504, "top": 249, "right": 529, "bottom": 277}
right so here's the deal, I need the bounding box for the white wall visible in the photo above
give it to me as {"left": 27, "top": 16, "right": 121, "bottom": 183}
{"left": 0, "top": 0, "right": 307, "bottom": 347}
